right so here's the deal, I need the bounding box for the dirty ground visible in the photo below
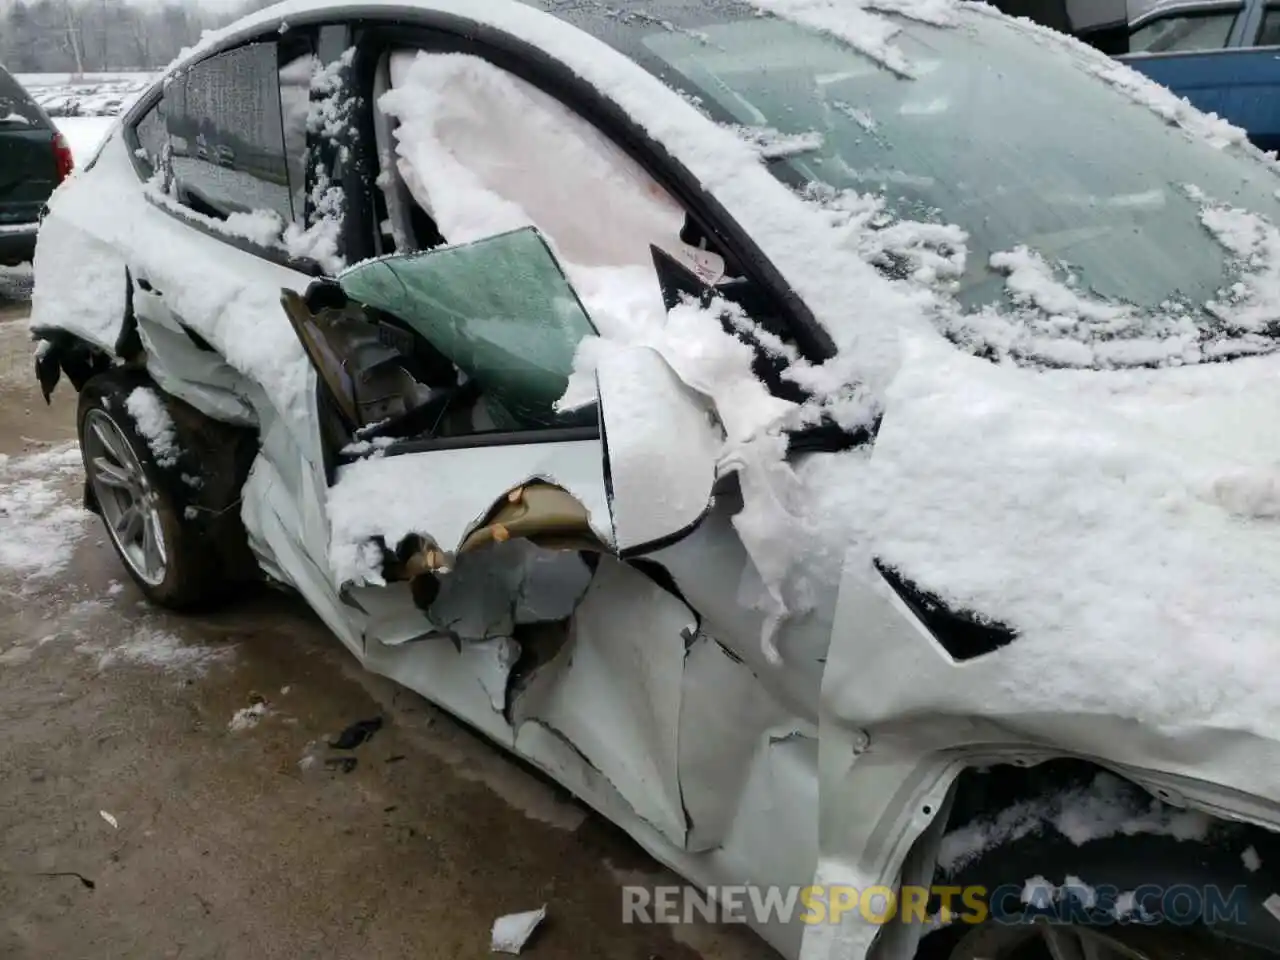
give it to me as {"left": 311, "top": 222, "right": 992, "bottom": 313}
{"left": 0, "top": 269, "right": 776, "bottom": 960}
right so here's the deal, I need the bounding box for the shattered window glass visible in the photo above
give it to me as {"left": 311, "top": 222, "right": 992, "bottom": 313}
{"left": 337, "top": 227, "right": 598, "bottom": 432}
{"left": 165, "top": 42, "right": 293, "bottom": 225}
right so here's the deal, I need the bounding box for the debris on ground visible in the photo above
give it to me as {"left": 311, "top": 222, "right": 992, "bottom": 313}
{"left": 329, "top": 716, "right": 383, "bottom": 749}
{"left": 491, "top": 905, "right": 547, "bottom": 954}
{"left": 228, "top": 702, "right": 268, "bottom": 732}
{"left": 99, "top": 810, "right": 118, "bottom": 829}
{"left": 37, "top": 871, "right": 95, "bottom": 890}
{"left": 324, "top": 756, "right": 358, "bottom": 774}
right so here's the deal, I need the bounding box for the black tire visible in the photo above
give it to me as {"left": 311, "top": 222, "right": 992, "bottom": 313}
{"left": 77, "top": 368, "right": 226, "bottom": 609}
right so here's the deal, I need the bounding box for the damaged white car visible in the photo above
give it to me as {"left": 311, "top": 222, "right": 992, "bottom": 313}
{"left": 28, "top": 0, "right": 1280, "bottom": 958}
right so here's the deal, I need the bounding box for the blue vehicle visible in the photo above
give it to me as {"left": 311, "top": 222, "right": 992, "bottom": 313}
{"left": 985, "top": 0, "right": 1280, "bottom": 150}
{"left": 1118, "top": 0, "right": 1280, "bottom": 151}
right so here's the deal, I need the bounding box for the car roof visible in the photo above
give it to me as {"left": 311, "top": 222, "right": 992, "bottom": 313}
{"left": 171, "top": 0, "right": 743, "bottom": 74}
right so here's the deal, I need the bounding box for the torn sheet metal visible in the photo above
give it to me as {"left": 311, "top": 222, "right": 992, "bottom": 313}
{"left": 382, "top": 539, "right": 592, "bottom": 644}
{"left": 592, "top": 344, "right": 723, "bottom": 553}
{"left": 677, "top": 632, "right": 792, "bottom": 852}
{"left": 240, "top": 454, "right": 365, "bottom": 659}
{"left": 135, "top": 316, "right": 259, "bottom": 427}
{"left": 326, "top": 440, "right": 611, "bottom": 587}
{"left": 513, "top": 558, "right": 693, "bottom": 847}
{"left": 363, "top": 625, "right": 517, "bottom": 747}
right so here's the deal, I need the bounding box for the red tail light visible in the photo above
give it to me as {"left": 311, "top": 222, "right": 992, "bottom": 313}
{"left": 52, "top": 131, "right": 74, "bottom": 185}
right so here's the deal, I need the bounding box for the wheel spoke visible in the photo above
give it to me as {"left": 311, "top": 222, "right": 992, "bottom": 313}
{"left": 115, "top": 504, "right": 144, "bottom": 544}
{"left": 142, "top": 512, "right": 164, "bottom": 574}
{"left": 92, "top": 456, "right": 134, "bottom": 491}
{"left": 91, "top": 419, "right": 131, "bottom": 468}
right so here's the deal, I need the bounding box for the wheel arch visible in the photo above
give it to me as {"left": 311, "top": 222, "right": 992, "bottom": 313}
{"left": 912, "top": 759, "right": 1280, "bottom": 957}
{"left": 77, "top": 367, "right": 260, "bottom": 587}
{"left": 32, "top": 326, "right": 115, "bottom": 404}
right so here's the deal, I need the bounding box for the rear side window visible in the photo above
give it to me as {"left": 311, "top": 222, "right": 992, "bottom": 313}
{"left": 1128, "top": 10, "right": 1238, "bottom": 52}
{"left": 1256, "top": 7, "right": 1280, "bottom": 44}
{"left": 0, "top": 67, "right": 45, "bottom": 128}
{"left": 165, "top": 43, "right": 294, "bottom": 224}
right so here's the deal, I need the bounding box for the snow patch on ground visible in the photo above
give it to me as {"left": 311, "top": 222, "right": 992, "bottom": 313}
{"left": 92, "top": 626, "right": 230, "bottom": 674}
{"left": 0, "top": 444, "right": 89, "bottom": 581}
{"left": 125, "top": 387, "right": 180, "bottom": 468}
{"left": 937, "top": 773, "right": 1212, "bottom": 874}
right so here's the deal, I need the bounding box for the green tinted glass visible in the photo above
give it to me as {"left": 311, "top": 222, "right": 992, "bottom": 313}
{"left": 338, "top": 227, "right": 597, "bottom": 430}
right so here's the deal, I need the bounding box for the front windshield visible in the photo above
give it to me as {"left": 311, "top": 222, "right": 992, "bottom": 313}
{"left": 544, "top": 0, "right": 1280, "bottom": 367}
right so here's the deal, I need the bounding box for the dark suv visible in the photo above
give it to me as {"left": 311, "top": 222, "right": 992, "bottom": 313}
{"left": 0, "top": 65, "right": 73, "bottom": 266}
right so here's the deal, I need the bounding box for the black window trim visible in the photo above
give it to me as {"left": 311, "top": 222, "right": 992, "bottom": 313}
{"left": 338, "top": 423, "right": 602, "bottom": 465}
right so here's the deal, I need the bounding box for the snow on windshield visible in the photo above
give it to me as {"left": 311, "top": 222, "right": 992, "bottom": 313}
{"left": 1088, "top": 62, "right": 1247, "bottom": 152}
{"left": 746, "top": 0, "right": 957, "bottom": 76}
{"left": 1193, "top": 190, "right": 1280, "bottom": 337}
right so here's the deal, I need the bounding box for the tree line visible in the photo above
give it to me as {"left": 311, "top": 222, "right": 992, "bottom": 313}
{"left": 0, "top": 0, "right": 280, "bottom": 74}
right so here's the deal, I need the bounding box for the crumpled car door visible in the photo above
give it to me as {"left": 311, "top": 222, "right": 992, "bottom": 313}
{"left": 293, "top": 227, "right": 723, "bottom": 845}
{"left": 310, "top": 226, "right": 724, "bottom": 573}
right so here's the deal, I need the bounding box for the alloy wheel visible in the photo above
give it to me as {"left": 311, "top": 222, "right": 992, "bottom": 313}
{"left": 83, "top": 408, "right": 168, "bottom": 586}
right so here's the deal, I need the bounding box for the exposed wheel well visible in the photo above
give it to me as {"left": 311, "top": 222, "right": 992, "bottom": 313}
{"left": 915, "top": 760, "right": 1280, "bottom": 957}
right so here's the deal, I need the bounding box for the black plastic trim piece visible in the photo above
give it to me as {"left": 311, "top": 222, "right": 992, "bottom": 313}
{"left": 116, "top": 267, "right": 143, "bottom": 361}
{"left": 344, "top": 424, "right": 601, "bottom": 463}
{"left": 785, "top": 416, "right": 879, "bottom": 456}
{"left": 873, "top": 558, "right": 1017, "bottom": 662}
